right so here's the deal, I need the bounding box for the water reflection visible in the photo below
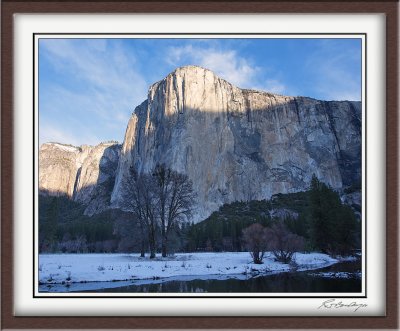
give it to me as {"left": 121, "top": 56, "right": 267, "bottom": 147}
{"left": 82, "top": 261, "right": 361, "bottom": 293}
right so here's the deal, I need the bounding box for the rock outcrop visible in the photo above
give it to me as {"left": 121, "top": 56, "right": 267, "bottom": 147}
{"left": 111, "top": 65, "right": 362, "bottom": 221}
{"left": 39, "top": 143, "right": 89, "bottom": 198}
{"left": 39, "top": 66, "right": 361, "bottom": 221}
{"left": 39, "top": 142, "right": 121, "bottom": 215}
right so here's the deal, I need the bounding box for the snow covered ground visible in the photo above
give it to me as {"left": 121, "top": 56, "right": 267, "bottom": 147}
{"left": 39, "top": 251, "right": 339, "bottom": 289}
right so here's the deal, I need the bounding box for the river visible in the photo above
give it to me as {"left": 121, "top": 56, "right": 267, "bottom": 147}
{"left": 78, "top": 260, "right": 361, "bottom": 294}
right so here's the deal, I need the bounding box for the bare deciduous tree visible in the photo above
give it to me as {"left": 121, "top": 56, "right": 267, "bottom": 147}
{"left": 153, "top": 164, "right": 195, "bottom": 257}
{"left": 242, "top": 223, "right": 269, "bottom": 264}
{"left": 120, "top": 167, "right": 158, "bottom": 258}
{"left": 242, "top": 222, "right": 305, "bottom": 265}
{"left": 113, "top": 210, "right": 146, "bottom": 253}
{"left": 266, "top": 222, "right": 305, "bottom": 263}
{"left": 120, "top": 165, "right": 195, "bottom": 258}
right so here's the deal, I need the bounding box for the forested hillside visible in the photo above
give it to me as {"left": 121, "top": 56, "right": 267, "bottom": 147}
{"left": 185, "top": 177, "right": 361, "bottom": 255}
{"left": 39, "top": 177, "right": 360, "bottom": 256}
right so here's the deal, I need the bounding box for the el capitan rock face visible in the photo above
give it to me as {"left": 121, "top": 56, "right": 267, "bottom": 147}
{"left": 110, "top": 65, "right": 362, "bottom": 221}
{"left": 39, "top": 66, "right": 361, "bottom": 221}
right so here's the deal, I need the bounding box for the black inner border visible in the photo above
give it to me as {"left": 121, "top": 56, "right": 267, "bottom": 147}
{"left": 33, "top": 33, "right": 367, "bottom": 300}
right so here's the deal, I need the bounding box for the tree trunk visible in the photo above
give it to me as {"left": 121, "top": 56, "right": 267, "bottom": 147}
{"left": 149, "top": 239, "right": 156, "bottom": 259}
{"left": 149, "top": 226, "right": 156, "bottom": 259}
{"left": 140, "top": 224, "right": 146, "bottom": 257}
{"left": 162, "top": 225, "right": 172, "bottom": 257}
{"left": 140, "top": 241, "right": 145, "bottom": 258}
{"left": 161, "top": 235, "right": 167, "bottom": 258}
{"left": 149, "top": 247, "right": 156, "bottom": 259}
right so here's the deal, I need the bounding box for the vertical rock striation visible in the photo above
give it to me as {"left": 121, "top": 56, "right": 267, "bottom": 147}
{"left": 111, "top": 65, "right": 361, "bottom": 221}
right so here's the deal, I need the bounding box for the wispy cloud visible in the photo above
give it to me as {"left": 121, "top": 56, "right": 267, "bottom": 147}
{"left": 39, "top": 39, "right": 149, "bottom": 145}
{"left": 166, "top": 43, "right": 289, "bottom": 95}
{"left": 260, "top": 79, "right": 286, "bottom": 95}
{"left": 166, "top": 44, "right": 261, "bottom": 89}
{"left": 304, "top": 40, "right": 361, "bottom": 101}
{"left": 39, "top": 122, "right": 100, "bottom": 147}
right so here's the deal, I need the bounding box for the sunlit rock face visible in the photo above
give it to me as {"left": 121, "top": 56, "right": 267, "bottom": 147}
{"left": 39, "top": 142, "right": 121, "bottom": 215}
{"left": 112, "top": 65, "right": 362, "bottom": 221}
{"left": 39, "top": 143, "right": 89, "bottom": 198}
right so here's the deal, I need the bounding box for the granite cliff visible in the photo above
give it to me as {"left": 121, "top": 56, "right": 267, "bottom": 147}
{"left": 39, "top": 142, "right": 121, "bottom": 215}
{"left": 111, "top": 66, "right": 361, "bottom": 221}
{"left": 39, "top": 65, "right": 361, "bottom": 221}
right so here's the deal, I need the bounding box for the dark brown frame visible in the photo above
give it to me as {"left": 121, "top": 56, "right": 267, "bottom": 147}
{"left": 1, "top": 1, "right": 398, "bottom": 329}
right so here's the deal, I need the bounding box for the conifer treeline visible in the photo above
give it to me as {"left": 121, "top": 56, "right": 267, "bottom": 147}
{"left": 186, "top": 176, "right": 360, "bottom": 255}
{"left": 39, "top": 176, "right": 360, "bottom": 256}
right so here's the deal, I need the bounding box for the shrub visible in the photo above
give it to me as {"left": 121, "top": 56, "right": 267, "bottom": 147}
{"left": 242, "top": 223, "right": 269, "bottom": 264}
{"left": 266, "top": 222, "right": 305, "bottom": 263}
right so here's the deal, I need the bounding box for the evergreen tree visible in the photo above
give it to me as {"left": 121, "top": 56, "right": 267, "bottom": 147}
{"left": 308, "top": 175, "right": 359, "bottom": 255}
{"left": 334, "top": 205, "right": 359, "bottom": 255}
{"left": 44, "top": 197, "right": 59, "bottom": 251}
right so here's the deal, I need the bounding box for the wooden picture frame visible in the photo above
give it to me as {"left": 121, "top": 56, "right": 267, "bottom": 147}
{"left": 1, "top": 1, "right": 398, "bottom": 329}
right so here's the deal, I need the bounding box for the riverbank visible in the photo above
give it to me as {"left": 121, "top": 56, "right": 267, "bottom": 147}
{"left": 39, "top": 252, "right": 345, "bottom": 291}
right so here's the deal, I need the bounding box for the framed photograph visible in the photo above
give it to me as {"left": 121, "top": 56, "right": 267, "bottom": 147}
{"left": 2, "top": 1, "right": 398, "bottom": 329}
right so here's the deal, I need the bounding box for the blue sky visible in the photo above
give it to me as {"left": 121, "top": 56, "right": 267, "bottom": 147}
{"left": 39, "top": 38, "right": 362, "bottom": 146}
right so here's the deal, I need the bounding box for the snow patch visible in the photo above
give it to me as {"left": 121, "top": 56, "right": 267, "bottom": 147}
{"left": 49, "top": 143, "right": 80, "bottom": 153}
{"left": 38, "top": 252, "right": 339, "bottom": 290}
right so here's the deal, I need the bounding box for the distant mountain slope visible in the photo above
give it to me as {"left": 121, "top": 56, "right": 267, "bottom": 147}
{"left": 39, "top": 142, "right": 121, "bottom": 216}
